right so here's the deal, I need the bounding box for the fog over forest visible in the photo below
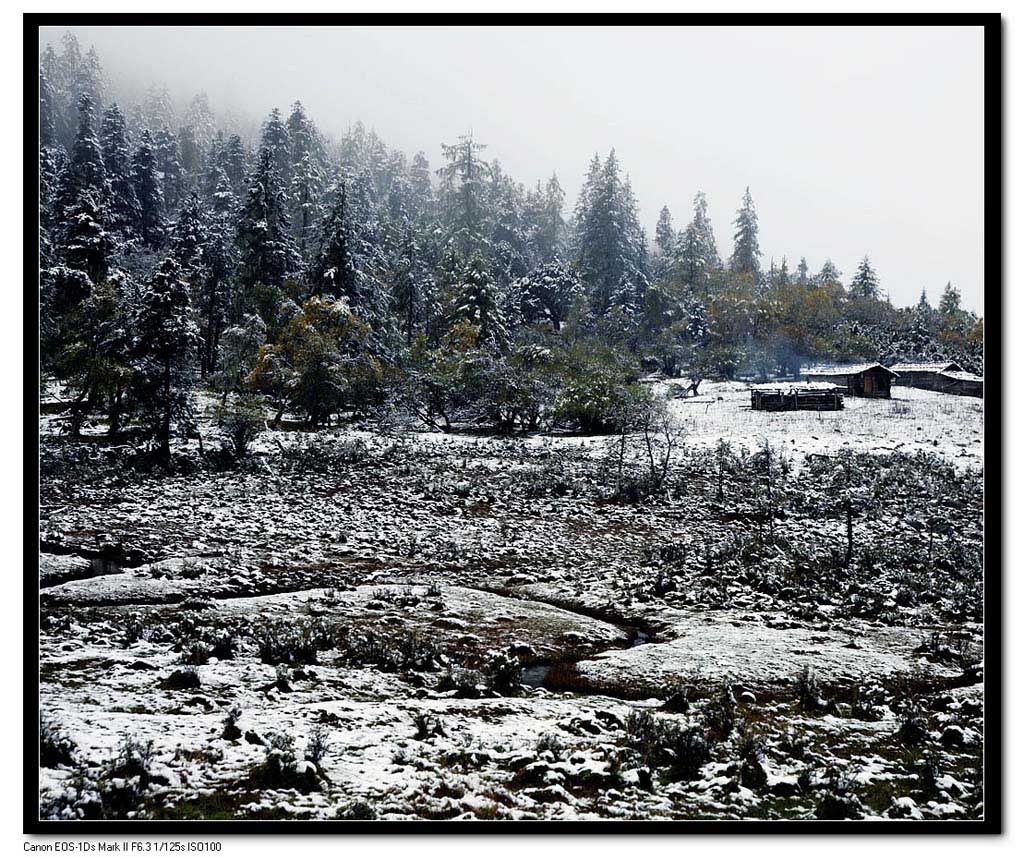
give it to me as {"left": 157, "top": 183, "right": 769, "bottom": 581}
{"left": 42, "top": 24, "right": 985, "bottom": 312}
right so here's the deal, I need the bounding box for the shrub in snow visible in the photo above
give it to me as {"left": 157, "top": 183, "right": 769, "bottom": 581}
{"left": 703, "top": 683, "right": 737, "bottom": 742}
{"left": 338, "top": 628, "right": 443, "bottom": 673}
{"left": 254, "top": 618, "right": 328, "bottom": 665}
{"left": 122, "top": 613, "right": 146, "bottom": 648}
{"left": 305, "top": 725, "right": 331, "bottom": 764}
{"left": 621, "top": 710, "right": 712, "bottom": 781}
{"left": 535, "top": 733, "right": 565, "bottom": 758}
{"left": 485, "top": 648, "right": 523, "bottom": 696}
{"left": 179, "top": 637, "right": 212, "bottom": 666}
{"left": 794, "top": 666, "right": 830, "bottom": 714}
{"left": 813, "top": 768, "right": 863, "bottom": 820}
{"left": 249, "top": 731, "right": 321, "bottom": 794}
{"left": 895, "top": 703, "right": 929, "bottom": 746}
{"left": 40, "top": 717, "right": 76, "bottom": 768}
{"left": 279, "top": 435, "right": 370, "bottom": 473}
{"left": 212, "top": 395, "right": 265, "bottom": 462}
{"left": 436, "top": 667, "right": 487, "bottom": 698}
{"left": 161, "top": 668, "right": 201, "bottom": 690}
{"left": 413, "top": 713, "right": 446, "bottom": 741}
{"left": 337, "top": 800, "right": 378, "bottom": 820}
{"left": 222, "top": 705, "right": 243, "bottom": 741}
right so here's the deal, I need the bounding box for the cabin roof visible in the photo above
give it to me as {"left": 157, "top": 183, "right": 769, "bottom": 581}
{"left": 939, "top": 370, "right": 983, "bottom": 383}
{"left": 890, "top": 361, "right": 962, "bottom": 373}
{"left": 803, "top": 362, "right": 897, "bottom": 377}
{"left": 750, "top": 381, "right": 840, "bottom": 392}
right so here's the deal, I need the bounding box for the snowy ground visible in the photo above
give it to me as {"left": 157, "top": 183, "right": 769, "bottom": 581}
{"left": 37, "top": 382, "right": 985, "bottom": 821}
{"left": 662, "top": 381, "right": 983, "bottom": 469}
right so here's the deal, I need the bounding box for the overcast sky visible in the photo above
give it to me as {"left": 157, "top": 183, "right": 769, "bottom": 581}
{"left": 42, "top": 24, "right": 986, "bottom": 313}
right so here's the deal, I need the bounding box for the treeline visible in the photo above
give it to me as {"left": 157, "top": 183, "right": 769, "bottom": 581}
{"left": 38, "top": 33, "right": 983, "bottom": 458}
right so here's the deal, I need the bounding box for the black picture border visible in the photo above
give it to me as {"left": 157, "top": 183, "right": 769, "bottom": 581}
{"left": 23, "top": 10, "right": 1004, "bottom": 836}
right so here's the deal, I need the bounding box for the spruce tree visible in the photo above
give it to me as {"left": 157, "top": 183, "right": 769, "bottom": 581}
{"left": 259, "top": 108, "right": 292, "bottom": 190}
{"left": 655, "top": 206, "right": 675, "bottom": 258}
{"left": 796, "top": 257, "right": 810, "bottom": 285}
{"left": 818, "top": 259, "right": 842, "bottom": 286}
{"left": 131, "top": 129, "right": 165, "bottom": 247}
{"left": 100, "top": 103, "right": 141, "bottom": 232}
{"left": 849, "top": 255, "right": 880, "bottom": 299}
{"left": 451, "top": 252, "right": 508, "bottom": 350}
{"left": 438, "top": 132, "right": 491, "bottom": 257}
{"left": 729, "top": 186, "right": 760, "bottom": 275}
{"left": 939, "top": 281, "right": 962, "bottom": 316}
{"left": 220, "top": 134, "right": 248, "bottom": 197}
{"left": 573, "top": 150, "right": 648, "bottom": 315}
{"left": 154, "top": 126, "right": 185, "bottom": 215}
{"left": 307, "top": 181, "right": 358, "bottom": 302}
{"left": 58, "top": 94, "right": 107, "bottom": 216}
{"left": 133, "top": 257, "right": 198, "bottom": 463}
{"left": 236, "top": 147, "right": 300, "bottom": 304}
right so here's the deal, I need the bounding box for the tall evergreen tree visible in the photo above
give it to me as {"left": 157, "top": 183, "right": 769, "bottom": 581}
{"left": 796, "top": 256, "right": 810, "bottom": 285}
{"left": 57, "top": 94, "right": 107, "bottom": 216}
{"left": 235, "top": 147, "right": 300, "bottom": 312}
{"left": 131, "top": 129, "right": 165, "bottom": 247}
{"left": 818, "top": 259, "right": 842, "bottom": 286}
{"left": 573, "top": 150, "right": 648, "bottom": 315}
{"left": 451, "top": 252, "right": 508, "bottom": 349}
{"left": 849, "top": 255, "right": 880, "bottom": 299}
{"left": 306, "top": 181, "right": 358, "bottom": 302}
{"left": 655, "top": 206, "right": 675, "bottom": 258}
{"left": 133, "top": 258, "right": 199, "bottom": 463}
{"left": 729, "top": 186, "right": 761, "bottom": 275}
{"left": 438, "top": 132, "right": 491, "bottom": 257}
{"left": 219, "top": 134, "right": 248, "bottom": 197}
{"left": 939, "top": 281, "right": 963, "bottom": 316}
{"left": 99, "top": 103, "right": 140, "bottom": 232}
{"left": 154, "top": 126, "right": 185, "bottom": 215}
{"left": 259, "top": 108, "right": 292, "bottom": 190}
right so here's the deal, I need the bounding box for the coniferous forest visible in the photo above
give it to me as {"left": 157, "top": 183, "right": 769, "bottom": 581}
{"left": 39, "top": 32, "right": 983, "bottom": 456}
{"left": 37, "top": 29, "right": 987, "bottom": 825}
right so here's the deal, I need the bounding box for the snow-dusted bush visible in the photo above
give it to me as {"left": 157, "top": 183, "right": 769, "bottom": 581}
{"left": 253, "top": 618, "right": 330, "bottom": 666}
{"left": 485, "top": 648, "right": 523, "bottom": 696}
{"left": 305, "top": 725, "right": 331, "bottom": 764}
{"left": 248, "top": 731, "right": 321, "bottom": 794}
{"left": 621, "top": 710, "right": 712, "bottom": 781}
{"left": 40, "top": 717, "right": 76, "bottom": 768}
{"left": 337, "top": 800, "right": 378, "bottom": 820}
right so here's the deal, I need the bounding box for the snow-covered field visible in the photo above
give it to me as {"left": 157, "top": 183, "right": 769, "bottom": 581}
{"left": 37, "top": 383, "right": 985, "bottom": 822}
{"left": 662, "top": 381, "right": 983, "bottom": 469}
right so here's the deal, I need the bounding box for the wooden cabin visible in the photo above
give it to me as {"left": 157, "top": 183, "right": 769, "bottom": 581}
{"left": 750, "top": 382, "right": 844, "bottom": 412}
{"left": 935, "top": 370, "right": 983, "bottom": 398}
{"left": 802, "top": 363, "right": 897, "bottom": 399}
{"left": 890, "top": 361, "right": 964, "bottom": 390}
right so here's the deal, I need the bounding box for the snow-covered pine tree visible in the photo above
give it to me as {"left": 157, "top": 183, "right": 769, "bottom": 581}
{"left": 259, "top": 108, "right": 293, "bottom": 191}
{"left": 154, "top": 126, "right": 186, "bottom": 216}
{"left": 849, "top": 255, "right": 880, "bottom": 300}
{"left": 133, "top": 257, "right": 199, "bottom": 463}
{"left": 100, "top": 103, "right": 141, "bottom": 233}
{"left": 729, "top": 186, "right": 760, "bottom": 275}
{"left": 306, "top": 181, "right": 358, "bottom": 302}
{"left": 131, "top": 129, "right": 165, "bottom": 247}
{"left": 817, "top": 259, "right": 842, "bottom": 286}
{"left": 219, "top": 134, "right": 249, "bottom": 198}
{"left": 796, "top": 257, "right": 810, "bottom": 285}
{"left": 235, "top": 147, "right": 300, "bottom": 310}
{"left": 938, "top": 281, "right": 961, "bottom": 317}
{"left": 573, "top": 150, "right": 648, "bottom": 316}
{"left": 655, "top": 206, "right": 675, "bottom": 258}
{"left": 451, "top": 252, "right": 508, "bottom": 350}
{"left": 437, "top": 132, "right": 491, "bottom": 258}
{"left": 57, "top": 94, "right": 107, "bottom": 218}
